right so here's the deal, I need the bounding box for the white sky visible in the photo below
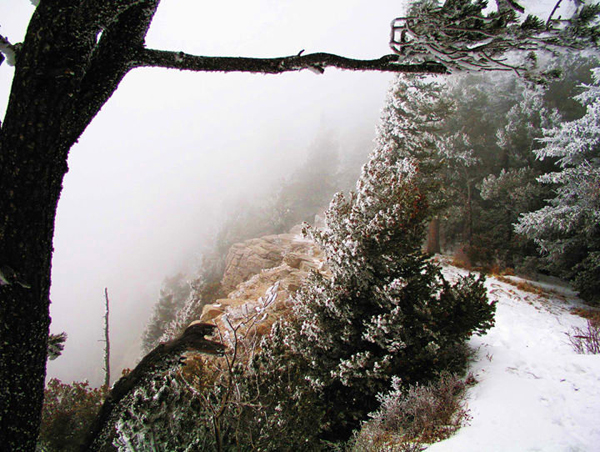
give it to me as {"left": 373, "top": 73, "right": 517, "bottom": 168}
{"left": 0, "top": 0, "right": 406, "bottom": 384}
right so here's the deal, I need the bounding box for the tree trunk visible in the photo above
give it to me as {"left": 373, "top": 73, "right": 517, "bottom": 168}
{"left": 0, "top": 115, "right": 67, "bottom": 450}
{"left": 465, "top": 181, "right": 473, "bottom": 246}
{"left": 0, "top": 16, "right": 78, "bottom": 446}
{"left": 426, "top": 217, "right": 441, "bottom": 254}
{"left": 0, "top": 3, "right": 157, "bottom": 449}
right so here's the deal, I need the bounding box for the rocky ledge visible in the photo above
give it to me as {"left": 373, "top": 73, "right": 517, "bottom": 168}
{"left": 199, "top": 224, "right": 327, "bottom": 337}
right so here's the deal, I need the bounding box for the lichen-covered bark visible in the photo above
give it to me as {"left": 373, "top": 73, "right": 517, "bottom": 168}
{"left": 0, "top": 1, "right": 451, "bottom": 450}
{"left": 134, "top": 49, "right": 447, "bottom": 74}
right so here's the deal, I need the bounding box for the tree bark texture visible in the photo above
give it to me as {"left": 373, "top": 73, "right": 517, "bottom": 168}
{"left": 0, "top": 2, "right": 159, "bottom": 449}
{"left": 0, "top": 2, "right": 448, "bottom": 450}
{"left": 426, "top": 217, "right": 441, "bottom": 254}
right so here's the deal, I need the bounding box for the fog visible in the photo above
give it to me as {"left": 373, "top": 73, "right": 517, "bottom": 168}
{"left": 0, "top": 0, "right": 406, "bottom": 385}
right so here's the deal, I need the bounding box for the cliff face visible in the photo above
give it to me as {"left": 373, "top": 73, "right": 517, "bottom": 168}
{"left": 199, "top": 224, "right": 326, "bottom": 336}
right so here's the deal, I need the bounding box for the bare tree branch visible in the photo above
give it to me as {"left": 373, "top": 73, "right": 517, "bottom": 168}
{"left": 103, "top": 288, "right": 111, "bottom": 388}
{"left": 133, "top": 49, "right": 449, "bottom": 75}
{"left": 547, "top": 0, "right": 564, "bottom": 27}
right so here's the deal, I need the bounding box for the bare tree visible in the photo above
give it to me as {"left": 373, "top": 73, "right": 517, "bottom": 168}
{"left": 103, "top": 288, "right": 111, "bottom": 389}
{"left": 0, "top": 1, "right": 596, "bottom": 450}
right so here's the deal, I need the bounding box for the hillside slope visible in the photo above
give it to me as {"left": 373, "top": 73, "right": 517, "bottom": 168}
{"left": 428, "top": 262, "right": 600, "bottom": 452}
{"left": 175, "top": 225, "right": 599, "bottom": 451}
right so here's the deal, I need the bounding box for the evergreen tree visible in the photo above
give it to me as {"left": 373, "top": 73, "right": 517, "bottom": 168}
{"left": 478, "top": 84, "right": 561, "bottom": 266}
{"left": 142, "top": 273, "right": 192, "bottom": 354}
{"left": 253, "top": 147, "right": 495, "bottom": 443}
{"left": 516, "top": 67, "right": 600, "bottom": 303}
{"left": 376, "top": 74, "right": 452, "bottom": 215}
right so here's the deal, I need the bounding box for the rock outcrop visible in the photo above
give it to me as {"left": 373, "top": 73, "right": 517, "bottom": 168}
{"left": 199, "top": 225, "right": 326, "bottom": 337}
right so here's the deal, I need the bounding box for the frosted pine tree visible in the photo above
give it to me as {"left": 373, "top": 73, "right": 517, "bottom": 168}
{"left": 287, "top": 149, "right": 495, "bottom": 439}
{"left": 377, "top": 74, "right": 451, "bottom": 213}
{"left": 479, "top": 84, "right": 561, "bottom": 265}
{"left": 142, "top": 273, "right": 192, "bottom": 354}
{"left": 516, "top": 68, "right": 600, "bottom": 302}
{"left": 376, "top": 74, "right": 458, "bottom": 254}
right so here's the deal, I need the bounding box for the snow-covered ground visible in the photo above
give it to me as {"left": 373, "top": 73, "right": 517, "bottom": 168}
{"left": 428, "top": 264, "right": 600, "bottom": 452}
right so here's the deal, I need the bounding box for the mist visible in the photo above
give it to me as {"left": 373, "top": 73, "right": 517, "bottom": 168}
{"left": 0, "top": 0, "right": 405, "bottom": 386}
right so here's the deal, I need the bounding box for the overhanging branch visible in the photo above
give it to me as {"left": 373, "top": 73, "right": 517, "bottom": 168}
{"left": 133, "top": 48, "right": 449, "bottom": 75}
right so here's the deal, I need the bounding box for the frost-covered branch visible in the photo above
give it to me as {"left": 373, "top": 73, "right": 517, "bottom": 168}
{"left": 133, "top": 49, "right": 449, "bottom": 75}
{"left": 0, "top": 34, "right": 17, "bottom": 67}
{"left": 83, "top": 322, "right": 225, "bottom": 452}
{"left": 389, "top": 0, "right": 600, "bottom": 76}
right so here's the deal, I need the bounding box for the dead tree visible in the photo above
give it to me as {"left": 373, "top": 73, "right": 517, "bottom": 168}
{"left": 103, "top": 288, "right": 111, "bottom": 388}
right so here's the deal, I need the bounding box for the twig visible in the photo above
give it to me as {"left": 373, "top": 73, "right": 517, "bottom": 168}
{"left": 547, "top": 0, "right": 563, "bottom": 27}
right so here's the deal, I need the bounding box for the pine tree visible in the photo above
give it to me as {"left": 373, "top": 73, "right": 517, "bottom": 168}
{"left": 516, "top": 67, "right": 600, "bottom": 303}
{"left": 377, "top": 74, "right": 453, "bottom": 212}
{"left": 141, "top": 274, "right": 192, "bottom": 354}
{"left": 260, "top": 147, "right": 496, "bottom": 441}
{"left": 479, "top": 84, "right": 561, "bottom": 265}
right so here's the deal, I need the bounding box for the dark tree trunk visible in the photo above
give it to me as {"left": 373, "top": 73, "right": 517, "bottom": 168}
{"left": 465, "top": 181, "right": 473, "bottom": 246}
{"left": 0, "top": 6, "right": 83, "bottom": 446}
{"left": 0, "top": 3, "right": 158, "bottom": 449}
{"left": 426, "top": 217, "right": 441, "bottom": 254}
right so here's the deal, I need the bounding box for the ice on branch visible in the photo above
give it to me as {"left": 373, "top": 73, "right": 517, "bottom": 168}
{"left": 389, "top": 0, "right": 600, "bottom": 76}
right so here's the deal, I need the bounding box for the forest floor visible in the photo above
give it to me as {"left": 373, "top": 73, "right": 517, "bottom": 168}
{"left": 427, "top": 260, "right": 600, "bottom": 452}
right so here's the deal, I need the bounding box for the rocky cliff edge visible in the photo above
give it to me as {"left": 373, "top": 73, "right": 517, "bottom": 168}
{"left": 199, "top": 224, "right": 327, "bottom": 338}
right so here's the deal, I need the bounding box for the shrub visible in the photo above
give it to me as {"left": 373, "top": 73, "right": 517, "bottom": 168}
{"left": 350, "top": 372, "right": 472, "bottom": 452}
{"left": 568, "top": 319, "right": 600, "bottom": 354}
{"left": 38, "top": 379, "right": 106, "bottom": 452}
{"left": 572, "top": 251, "right": 600, "bottom": 305}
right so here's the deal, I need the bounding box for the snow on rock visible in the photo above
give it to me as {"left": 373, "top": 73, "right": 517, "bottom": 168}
{"left": 199, "top": 224, "right": 326, "bottom": 336}
{"left": 428, "top": 264, "right": 600, "bottom": 452}
{"left": 220, "top": 224, "right": 324, "bottom": 294}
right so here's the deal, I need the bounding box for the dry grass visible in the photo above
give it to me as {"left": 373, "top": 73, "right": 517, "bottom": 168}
{"left": 449, "top": 248, "right": 516, "bottom": 277}
{"left": 570, "top": 307, "right": 600, "bottom": 325}
{"left": 495, "top": 276, "right": 547, "bottom": 297}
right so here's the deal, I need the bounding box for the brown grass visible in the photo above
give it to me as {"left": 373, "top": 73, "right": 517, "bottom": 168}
{"left": 495, "top": 276, "right": 547, "bottom": 297}
{"left": 570, "top": 308, "right": 600, "bottom": 326}
{"left": 450, "top": 249, "right": 515, "bottom": 277}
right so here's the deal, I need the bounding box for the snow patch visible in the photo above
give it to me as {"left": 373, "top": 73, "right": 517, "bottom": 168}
{"left": 428, "top": 266, "right": 600, "bottom": 452}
